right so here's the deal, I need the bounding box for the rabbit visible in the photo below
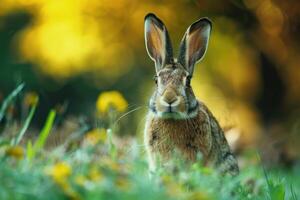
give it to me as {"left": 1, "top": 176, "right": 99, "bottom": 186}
{"left": 143, "top": 13, "right": 239, "bottom": 176}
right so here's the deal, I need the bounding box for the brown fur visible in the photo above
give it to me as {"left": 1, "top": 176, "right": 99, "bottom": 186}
{"left": 144, "top": 13, "right": 239, "bottom": 176}
{"left": 144, "top": 101, "right": 239, "bottom": 176}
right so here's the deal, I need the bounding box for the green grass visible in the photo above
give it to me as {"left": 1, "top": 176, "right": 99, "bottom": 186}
{"left": 13, "top": 102, "right": 37, "bottom": 146}
{"left": 0, "top": 83, "right": 25, "bottom": 122}
{"left": 27, "top": 109, "right": 56, "bottom": 160}
{"left": 0, "top": 84, "right": 299, "bottom": 200}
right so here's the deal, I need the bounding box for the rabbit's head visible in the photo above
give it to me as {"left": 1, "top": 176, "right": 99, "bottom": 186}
{"left": 144, "top": 13, "right": 211, "bottom": 119}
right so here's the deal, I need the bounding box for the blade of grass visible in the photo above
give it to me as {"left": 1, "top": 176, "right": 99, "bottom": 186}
{"left": 26, "top": 140, "right": 33, "bottom": 160}
{"left": 107, "top": 128, "right": 117, "bottom": 159}
{"left": 28, "top": 109, "right": 56, "bottom": 159}
{"left": 0, "top": 83, "right": 25, "bottom": 122}
{"left": 34, "top": 109, "right": 56, "bottom": 150}
{"left": 13, "top": 103, "right": 37, "bottom": 145}
{"left": 256, "top": 152, "right": 272, "bottom": 200}
{"left": 290, "top": 184, "right": 298, "bottom": 200}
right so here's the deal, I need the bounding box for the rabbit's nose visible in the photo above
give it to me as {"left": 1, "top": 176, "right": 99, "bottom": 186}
{"left": 162, "top": 90, "right": 178, "bottom": 105}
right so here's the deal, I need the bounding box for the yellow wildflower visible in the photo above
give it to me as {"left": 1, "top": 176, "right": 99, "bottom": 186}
{"left": 74, "top": 175, "right": 87, "bottom": 186}
{"left": 5, "top": 146, "right": 24, "bottom": 159}
{"left": 58, "top": 179, "right": 81, "bottom": 200}
{"left": 161, "top": 175, "right": 172, "bottom": 184}
{"left": 46, "top": 162, "right": 81, "bottom": 200}
{"left": 47, "top": 162, "right": 72, "bottom": 183}
{"left": 24, "top": 92, "right": 39, "bottom": 107}
{"left": 88, "top": 167, "right": 104, "bottom": 182}
{"left": 166, "top": 182, "right": 184, "bottom": 197}
{"left": 188, "top": 191, "right": 211, "bottom": 200}
{"left": 96, "top": 91, "right": 128, "bottom": 114}
{"left": 45, "top": 162, "right": 80, "bottom": 199}
{"left": 101, "top": 157, "right": 120, "bottom": 171}
{"left": 161, "top": 175, "right": 185, "bottom": 197}
{"left": 115, "top": 176, "right": 131, "bottom": 191}
{"left": 84, "top": 128, "right": 107, "bottom": 145}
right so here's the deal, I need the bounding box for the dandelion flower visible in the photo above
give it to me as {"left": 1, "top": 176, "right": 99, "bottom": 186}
{"left": 102, "top": 157, "right": 120, "bottom": 171}
{"left": 5, "top": 146, "right": 24, "bottom": 159}
{"left": 74, "top": 175, "right": 87, "bottom": 186}
{"left": 84, "top": 128, "right": 107, "bottom": 145}
{"left": 46, "top": 162, "right": 80, "bottom": 200}
{"left": 88, "top": 167, "right": 104, "bottom": 182}
{"left": 47, "top": 162, "right": 72, "bottom": 183}
{"left": 115, "top": 176, "right": 131, "bottom": 190}
{"left": 165, "top": 182, "right": 184, "bottom": 197}
{"left": 188, "top": 191, "right": 211, "bottom": 200}
{"left": 96, "top": 91, "right": 128, "bottom": 114}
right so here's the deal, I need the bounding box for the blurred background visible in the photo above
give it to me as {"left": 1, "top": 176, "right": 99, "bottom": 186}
{"left": 0, "top": 0, "right": 299, "bottom": 165}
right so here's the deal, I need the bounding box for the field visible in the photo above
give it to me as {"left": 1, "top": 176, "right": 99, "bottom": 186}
{"left": 1, "top": 1, "right": 300, "bottom": 199}
{"left": 0, "top": 84, "right": 299, "bottom": 200}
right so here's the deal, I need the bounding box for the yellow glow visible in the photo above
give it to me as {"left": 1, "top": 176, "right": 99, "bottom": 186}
{"left": 191, "top": 18, "right": 261, "bottom": 143}
{"left": 2, "top": 0, "right": 200, "bottom": 79}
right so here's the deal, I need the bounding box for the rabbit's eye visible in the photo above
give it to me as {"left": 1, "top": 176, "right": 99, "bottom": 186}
{"left": 153, "top": 75, "right": 158, "bottom": 85}
{"left": 186, "top": 76, "right": 192, "bottom": 87}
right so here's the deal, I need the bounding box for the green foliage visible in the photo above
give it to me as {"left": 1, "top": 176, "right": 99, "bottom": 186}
{"left": 27, "top": 110, "right": 56, "bottom": 160}
{"left": 13, "top": 103, "right": 37, "bottom": 145}
{"left": 0, "top": 83, "right": 25, "bottom": 122}
{"left": 107, "top": 128, "right": 117, "bottom": 160}
{"left": 0, "top": 87, "right": 299, "bottom": 200}
{"left": 269, "top": 181, "right": 285, "bottom": 200}
{"left": 35, "top": 109, "right": 56, "bottom": 150}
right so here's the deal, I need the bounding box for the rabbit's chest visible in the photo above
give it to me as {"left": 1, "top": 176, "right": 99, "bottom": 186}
{"left": 150, "top": 119, "right": 208, "bottom": 161}
{"left": 155, "top": 132, "right": 198, "bottom": 161}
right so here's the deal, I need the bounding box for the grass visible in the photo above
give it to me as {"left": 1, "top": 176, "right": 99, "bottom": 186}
{"left": 0, "top": 83, "right": 25, "bottom": 122}
{"left": 0, "top": 84, "right": 299, "bottom": 200}
{"left": 13, "top": 102, "right": 37, "bottom": 146}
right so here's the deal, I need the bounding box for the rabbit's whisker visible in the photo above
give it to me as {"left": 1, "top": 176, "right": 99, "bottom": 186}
{"left": 114, "top": 106, "right": 145, "bottom": 125}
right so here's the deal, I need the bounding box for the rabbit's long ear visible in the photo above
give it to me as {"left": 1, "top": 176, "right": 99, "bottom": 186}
{"left": 178, "top": 18, "right": 211, "bottom": 75}
{"left": 144, "top": 13, "right": 173, "bottom": 73}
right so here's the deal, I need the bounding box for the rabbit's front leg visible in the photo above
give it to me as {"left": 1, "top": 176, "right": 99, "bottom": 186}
{"left": 145, "top": 145, "right": 157, "bottom": 173}
{"left": 144, "top": 115, "right": 159, "bottom": 174}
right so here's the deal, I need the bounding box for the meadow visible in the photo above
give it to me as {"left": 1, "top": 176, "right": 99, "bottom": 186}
{"left": 0, "top": 84, "right": 299, "bottom": 200}
{"left": 1, "top": 1, "right": 300, "bottom": 199}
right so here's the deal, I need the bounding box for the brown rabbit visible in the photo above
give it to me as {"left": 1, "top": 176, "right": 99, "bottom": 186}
{"left": 143, "top": 13, "right": 239, "bottom": 176}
